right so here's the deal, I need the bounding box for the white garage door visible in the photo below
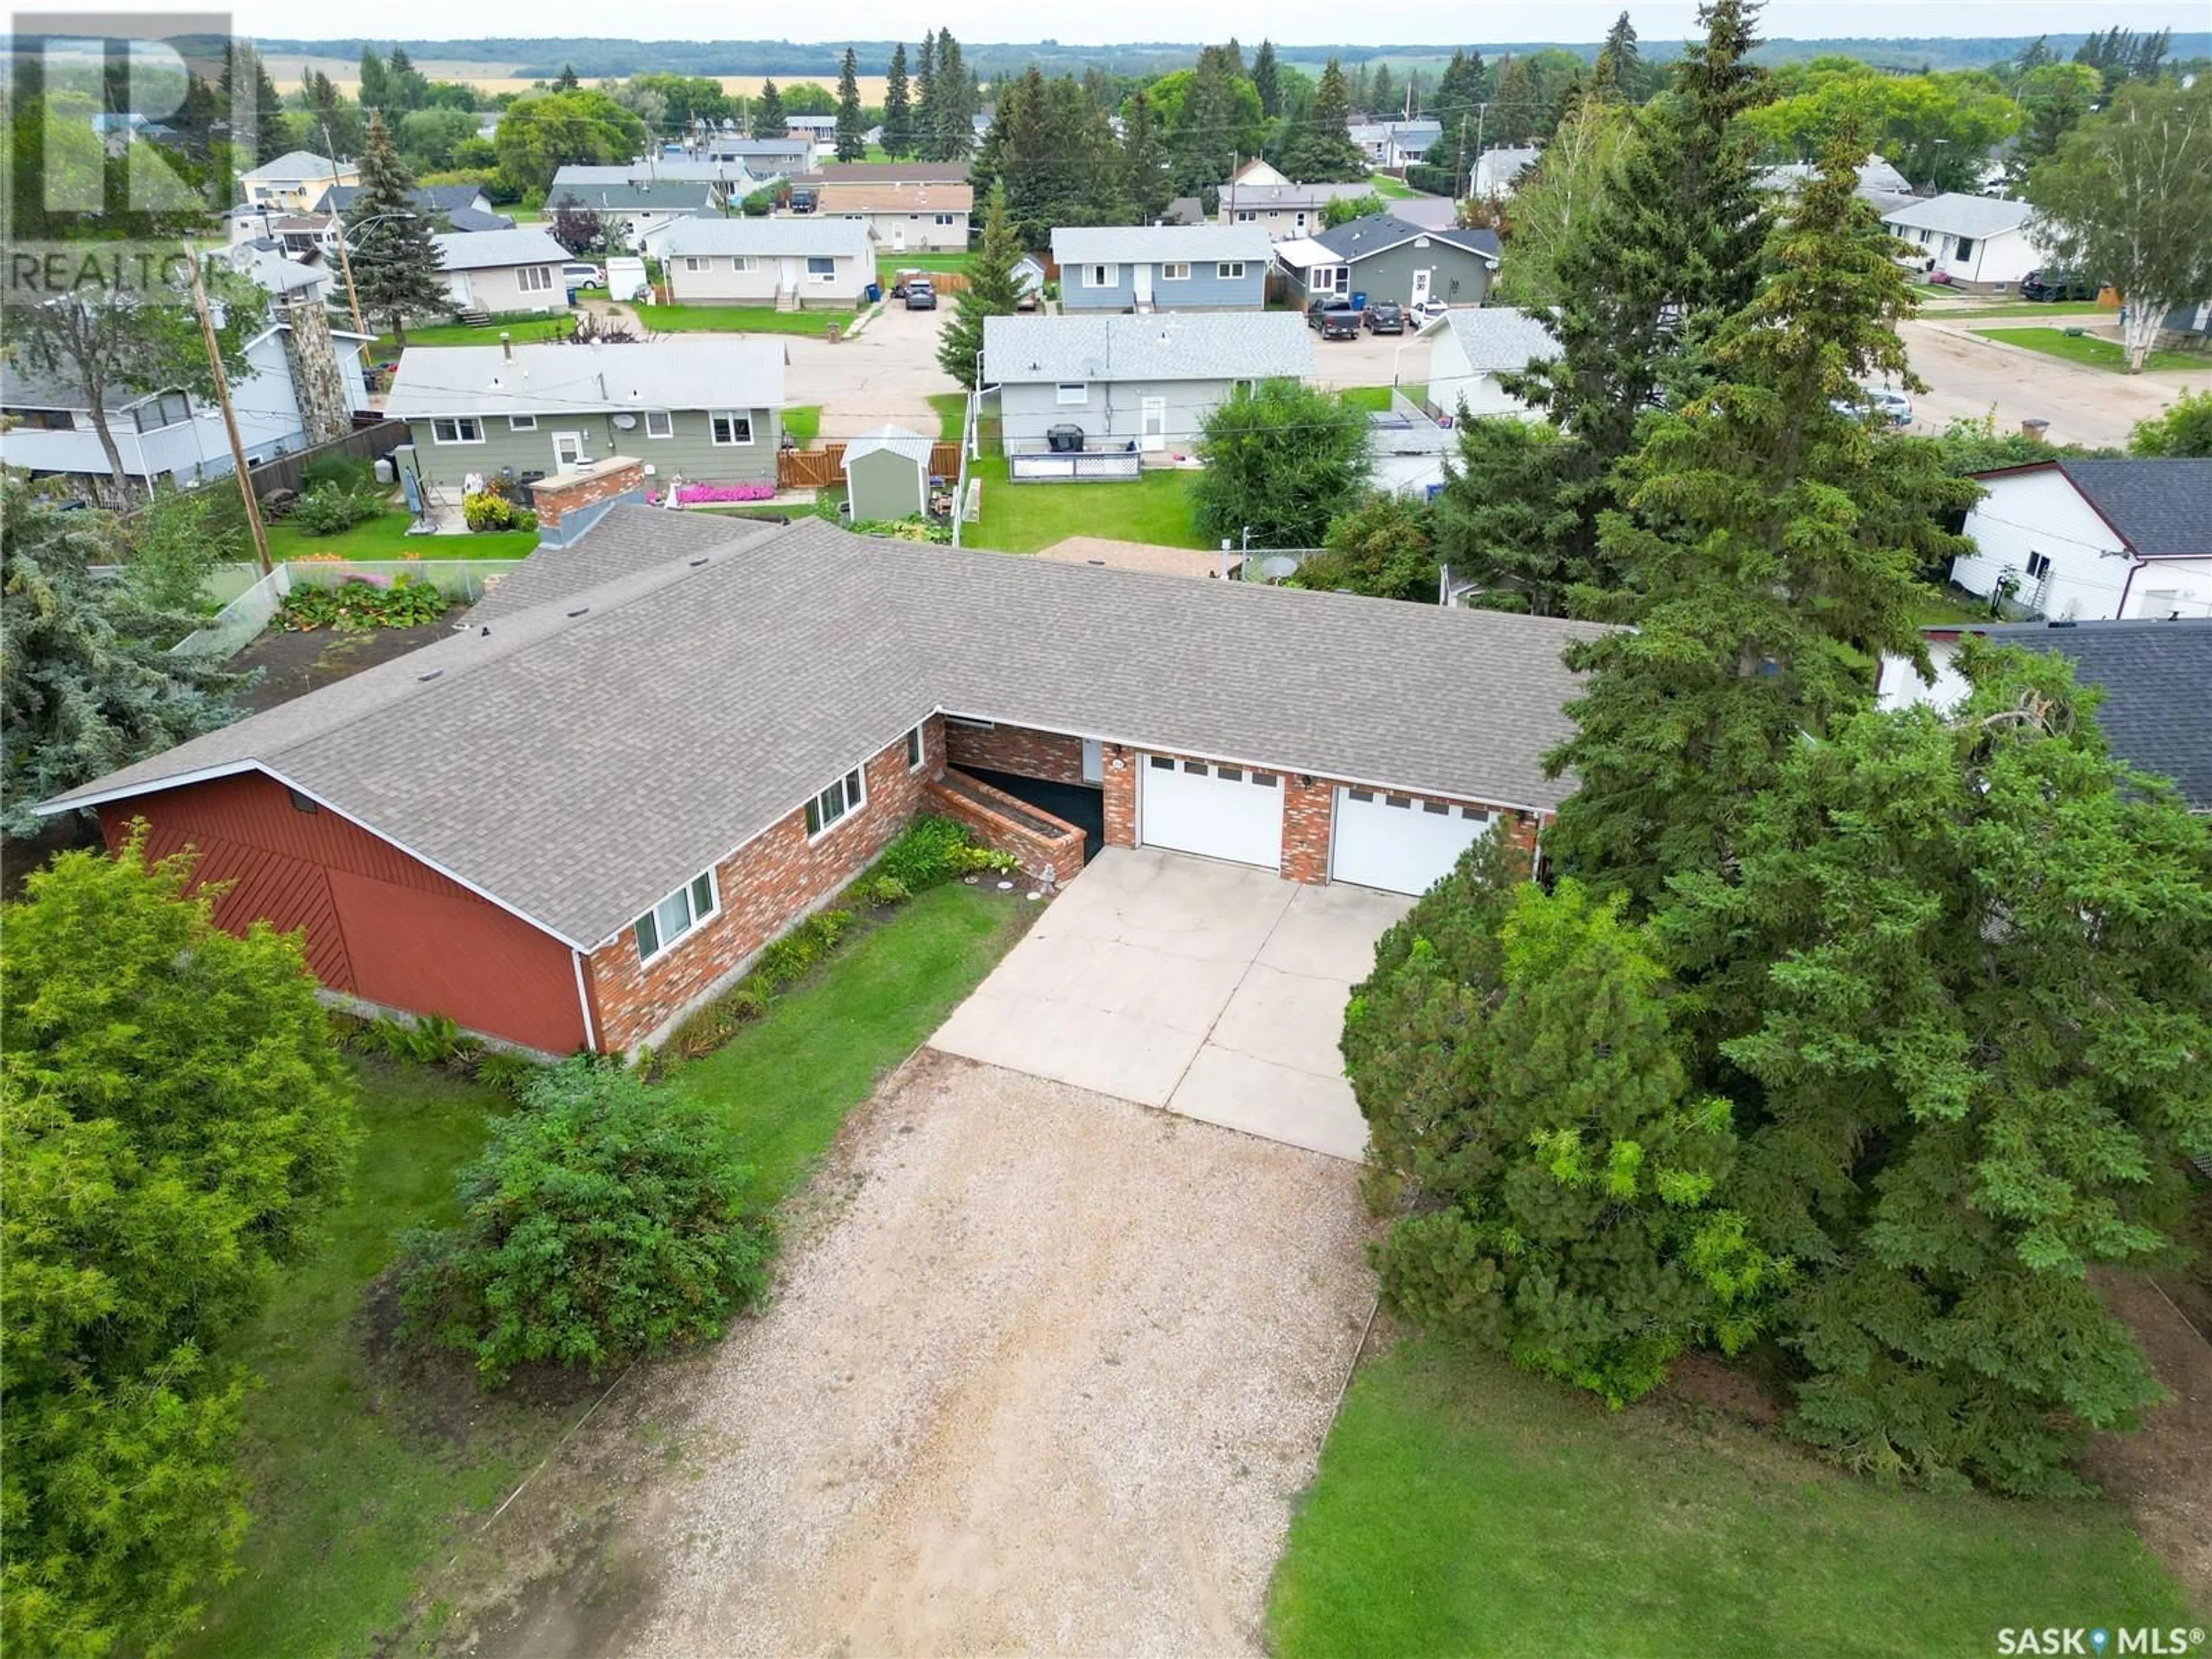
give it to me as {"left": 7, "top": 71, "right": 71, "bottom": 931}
{"left": 1138, "top": 755, "right": 1283, "bottom": 869}
{"left": 1330, "top": 787, "right": 1495, "bottom": 895}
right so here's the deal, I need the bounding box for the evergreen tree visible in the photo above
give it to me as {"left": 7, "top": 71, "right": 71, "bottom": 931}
{"left": 835, "top": 48, "right": 866, "bottom": 161}
{"left": 1543, "top": 135, "right": 1975, "bottom": 902}
{"left": 553, "top": 63, "right": 580, "bottom": 92}
{"left": 1080, "top": 78, "right": 1130, "bottom": 225}
{"left": 1353, "top": 868, "right": 1778, "bottom": 1407}
{"left": 2003, "top": 62, "right": 2102, "bottom": 190}
{"left": 937, "top": 183, "right": 1022, "bottom": 389}
{"left": 883, "top": 43, "right": 914, "bottom": 157}
{"left": 219, "top": 43, "right": 291, "bottom": 164}
{"left": 1664, "top": 643, "right": 2212, "bottom": 1493}
{"left": 755, "top": 78, "right": 785, "bottom": 138}
{"left": 0, "top": 479, "right": 247, "bottom": 830}
{"left": 358, "top": 46, "right": 391, "bottom": 113}
{"left": 345, "top": 113, "right": 452, "bottom": 347}
{"left": 1276, "top": 58, "right": 1366, "bottom": 180}
{"left": 1372, "top": 63, "right": 1395, "bottom": 119}
{"left": 1593, "top": 11, "right": 1642, "bottom": 99}
{"left": 1121, "top": 88, "right": 1171, "bottom": 222}
{"left": 914, "top": 31, "right": 938, "bottom": 158}
{"left": 386, "top": 47, "right": 427, "bottom": 111}
{"left": 935, "top": 34, "right": 976, "bottom": 160}
{"left": 299, "top": 67, "right": 363, "bottom": 156}
{"left": 1253, "top": 39, "right": 1282, "bottom": 119}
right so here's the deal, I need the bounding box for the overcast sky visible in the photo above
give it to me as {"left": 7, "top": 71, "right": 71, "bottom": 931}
{"left": 79, "top": 0, "right": 2212, "bottom": 48}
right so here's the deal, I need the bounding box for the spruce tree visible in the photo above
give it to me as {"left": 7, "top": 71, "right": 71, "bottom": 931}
{"left": 935, "top": 34, "right": 975, "bottom": 160}
{"left": 553, "top": 64, "right": 579, "bottom": 92}
{"left": 358, "top": 47, "right": 390, "bottom": 115}
{"left": 882, "top": 44, "right": 913, "bottom": 157}
{"left": 755, "top": 79, "right": 785, "bottom": 138}
{"left": 914, "top": 32, "right": 938, "bottom": 159}
{"left": 834, "top": 49, "right": 866, "bottom": 161}
{"left": 1593, "top": 11, "right": 1642, "bottom": 99}
{"left": 1372, "top": 63, "right": 1395, "bottom": 119}
{"left": 219, "top": 44, "right": 292, "bottom": 164}
{"left": 937, "top": 183, "right": 1022, "bottom": 390}
{"left": 1080, "top": 79, "right": 1130, "bottom": 225}
{"left": 1253, "top": 40, "right": 1282, "bottom": 119}
{"left": 345, "top": 113, "right": 452, "bottom": 347}
{"left": 1543, "top": 134, "right": 1975, "bottom": 902}
{"left": 1276, "top": 58, "right": 1366, "bottom": 180}
{"left": 1121, "top": 89, "right": 1170, "bottom": 222}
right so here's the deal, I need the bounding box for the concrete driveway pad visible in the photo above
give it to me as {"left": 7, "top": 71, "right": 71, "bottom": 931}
{"left": 930, "top": 848, "right": 1411, "bottom": 1159}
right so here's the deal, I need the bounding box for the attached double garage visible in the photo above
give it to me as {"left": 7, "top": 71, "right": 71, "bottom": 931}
{"left": 1136, "top": 754, "right": 1504, "bottom": 896}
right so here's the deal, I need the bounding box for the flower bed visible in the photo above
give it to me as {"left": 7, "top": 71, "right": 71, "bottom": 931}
{"left": 272, "top": 572, "right": 449, "bottom": 631}
{"left": 671, "top": 482, "right": 777, "bottom": 505}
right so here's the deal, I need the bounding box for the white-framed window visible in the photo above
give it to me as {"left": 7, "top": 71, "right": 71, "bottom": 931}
{"left": 1056, "top": 383, "right": 1087, "bottom": 405}
{"left": 644, "top": 409, "right": 674, "bottom": 439}
{"left": 518, "top": 264, "right": 553, "bottom": 291}
{"left": 1233, "top": 209, "right": 1256, "bottom": 222}
{"left": 1160, "top": 261, "right": 1191, "bottom": 281}
{"left": 804, "top": 766, "right": 867, "bottom": 838}
{"left": 906, "top": 724, "right": 926, "bottom": 770}
{"left": 633, "top": 868, "right": 718, "bottom": 963}
{"left": 1084, "top": 263, "right": 1118, "bottom": 287}
{"left": 710, "top": 411, "right": 753, "bottom": 445}
{"left": 430, "top": 415, "right": 483, "bottom": 444}
{"left": 806, "top": 256, "right": 836, "bottom": 281}
{"left": 506, "top": 415, "right": 535, "bottom": 432}
{"left": 1217, "top": 262, "right": 1246, "bottom": 280}
{"left": 2025, "top": 550, "right": 2052, "bottom": 579}
{"left": 1294, "top": 212, "right": 1308, "bottom": 228}
{"left": 684, "top": 255, "right": 706, "bottom": 272}
{"left": 728, "top": 255, "right": 756, "bottom": 272}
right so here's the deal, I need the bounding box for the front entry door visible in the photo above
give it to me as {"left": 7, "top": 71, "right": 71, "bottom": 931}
{"left": 1410, "top": 267, "right": 1433, "bottom": 308}
{"left": 1134, "top": 262, "right": 1155, "bottom": 307}
{"left": 1140, "top": 397, "right": 1167, "bottom": 450}
{"left": 552, "top": 432, "right": 586, "bottom": 472}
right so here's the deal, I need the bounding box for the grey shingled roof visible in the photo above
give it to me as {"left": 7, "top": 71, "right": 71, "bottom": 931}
{"left": 433, "top": 228, "right": 569, "bottom": 272}
{"left": 44, "top": 510, "right": 1607, "bottom": 947}
{"left": 658, "top": 217, "right": 873, "bottom": 259}
{"left": 1313, "top": 213, "right": 1500, "bottom": 266}
{"left": 318, "top": 183, "right": 487, "bottom": 215}
{"left": 1435, "top": 307, "right": 1562, "bottom": 372}
{"left": 843, "top": 424, "right": 933, "bottom": 464}
{"left": 468, "top": 510, "right": 762, "bottom": 623}
{"left": 1880, "top": 192, "right": 2035, "bottom": 239}
{"left": 983, "top": 313, "right": 1314, "bottom": 385}
{"left": 546, "top": 180, "right": 722, "bottom": 214}
{"left": 1933, "top": 619, "right": 2212, "bottom": 808}
{"left": 1050, "top": 223, "right": 1274, "bottom": 267}
{"left": 243, "top": 149, "right": 340, "bottom": 181}
{"left": 385, "top": 338, "right": 785, "bottom": 419}
{"left": 2051, "top": 459, "right": 2212, "bottom": 559}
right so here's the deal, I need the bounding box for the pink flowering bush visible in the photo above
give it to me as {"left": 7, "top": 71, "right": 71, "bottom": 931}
{"left": 675, "top": 482, "right": 776, "bottom": 505}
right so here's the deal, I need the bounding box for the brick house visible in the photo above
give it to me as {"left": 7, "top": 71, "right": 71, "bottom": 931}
{"left": 39, "top": 484, "right": 1603, "bottom": 1056}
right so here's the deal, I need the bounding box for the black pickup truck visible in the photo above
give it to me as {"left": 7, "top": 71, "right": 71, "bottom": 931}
{"left": 1307, "top": 296, "right": 1359, "bottom": 339}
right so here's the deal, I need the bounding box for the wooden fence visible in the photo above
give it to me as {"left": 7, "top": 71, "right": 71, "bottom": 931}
{"left": 777, "top": 441, "right": 963, "bottom": 491}
{"left": 244, "top": 420, "right": 410, "bottom": 499}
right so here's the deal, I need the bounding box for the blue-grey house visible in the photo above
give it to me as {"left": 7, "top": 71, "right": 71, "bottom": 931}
{"left": 1050, "top": 225, "right": 1274, "bottom": 313}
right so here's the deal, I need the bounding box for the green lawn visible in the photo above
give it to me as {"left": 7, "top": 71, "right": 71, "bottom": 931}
{"left": 1269, "top": 1336, "right": 2196, "bottom": 1658}
{"left": 964, "top": 453, "right": 1209, "bottom": 555}
{"left": 1934, "top": 302, "right": 2107, "bottom": 321}
{"left": 636, "top": 303, "right": 865, "bottom": 338}
{"left": 1338, "top": 386, "right": 1395, "bottom": 414}
{"left": 885, "top": 251, "right": 972, "bottom": 274}
{"left": 665, "top": 882, "right": 1031, "bottom": 1209}
{"left": 177, "top": 1063, "right": 556, "bottom": 1659}
{"left": 266, "top": 506, "right": 538, "bottom": 564}
{"left": 375, "top": 314, "right": 577, "bottom": 353}
{"left": 784, "top": 403, "right": 822, "bottom": 446}
{"left": 1368, "top": 176, "right": 1422, "bottom": 200}
{"left": 927, "top": 390, "right": 969, "bottom": 443}
{"left": 1971, "top": 326, "right": 2207, "bottom": 374}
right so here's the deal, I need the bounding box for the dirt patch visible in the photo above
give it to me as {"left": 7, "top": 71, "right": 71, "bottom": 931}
{"left": 2083, "top": 1271, "right": 2212, "bottom": 1613}
{"left": 231, "top": 615, "right": 468, "bottom": 715}
{"left": 434, "top": 1052, "right": 1377, "bottom": 1658}
{"left": 1659, "top": 1349, "right": 1785, "bottom": 1429}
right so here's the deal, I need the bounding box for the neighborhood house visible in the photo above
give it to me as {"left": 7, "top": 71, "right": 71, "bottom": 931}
{"left": 1947, "top": 459, "right": 2212, "bottom": 620}
{"left": 811, "top": 179, "right": 974, "bottom": 252}
{"left": 1423, "top": 308, "right": 1560, "bottom": 419}
{"left": 542, "top": 178, "right": 724, "bottom": 253}
{"left": 1219, "top": 158, "right": 1389, "bottom": 241}
{"left": 241, "top": 148, "right": 355, "bottom": 211}
{"left": 983, "top": 312, "right": 1315, "bottom": 454}
{"left": 1272, "top": 213, "right": 1500, "bottom": 310}
{"left": 382, "top": 337, "right": 786, "bottom": 491}
{"left": 433, "top": 228, "right": 572, "bottom": 317}
{"left": 1050, "top": 224, "right": 1273, "bottom": 313}
{"left": 1879, "top": 192, "right": 2052, "bottom": 291}
{"left": 40, "top": 506, "right": 1600, "bottom": 1056}
{"left": 658, "top": 217, "right": 878, "bottom": 309}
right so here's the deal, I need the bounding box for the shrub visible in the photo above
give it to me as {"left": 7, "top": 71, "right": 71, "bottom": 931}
{"left": 274, "top": 574, "right": 449, "bottom": 631}
{"left": 396, "top": 1058, "right": 772, "bottom": 1385}
{"left": 471, "top": 1051, "right": 544, "bottom": 1096}
{"left": 858, "top": 873, "right": 910, "bottom": 907}
{"left": 300, "top": 452, "right": 378, "bottom": 494}
{"left": 462, "top": 490, "right": 524, "bottom": 532}
{"left": 290, "top": 482, "right": 387, "bottom": 536}
{"left": 874, "top": 815, "right": 979, "bottom": 890}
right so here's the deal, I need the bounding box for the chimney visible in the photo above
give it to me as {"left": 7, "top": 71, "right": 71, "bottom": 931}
{"left": 500, "top": 330, "right": 512, "bottom": 361}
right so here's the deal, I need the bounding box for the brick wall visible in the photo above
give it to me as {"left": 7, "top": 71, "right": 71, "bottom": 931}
{"left": 529, "top": 455, "right": 647, "bottom": 538}
{"left": 585, "top": 716, "right": 941, "bottom": 1052}
{"left": 1102, "top": 744, "right": 1137, "bottom": 849}
{"left": 926, "top": 771, "right": 1086, "bottom": 882}
{"left": 942, "top": 721, "right": 1088, "bottom": 785}
{"left": 1281, "top": 772, "right": 1333, "bottom": 884}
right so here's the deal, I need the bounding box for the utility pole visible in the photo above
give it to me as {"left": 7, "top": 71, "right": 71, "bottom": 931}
{"left": 181, "top": 241, "right": 272, "bottom": 575}
{"left": 1456, "top": 115, "right": 1468, "bottom": 199}
{"left": 322, "top": 124, "right": 367, "bottom": 344}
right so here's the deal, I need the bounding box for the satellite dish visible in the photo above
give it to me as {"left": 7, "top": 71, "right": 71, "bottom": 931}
{"left": 1259, "top": 556, "right": 1299, "bottom": 581}
{"left": 611, "top": 412, "right": 638, "bottom": 429}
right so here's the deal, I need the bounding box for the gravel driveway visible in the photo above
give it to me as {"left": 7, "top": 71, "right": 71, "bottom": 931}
{"left": 616, "top": 1051, "right": 1374, "bottom": 1656}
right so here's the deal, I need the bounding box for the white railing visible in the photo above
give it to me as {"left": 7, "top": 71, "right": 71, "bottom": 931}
{"left": 1007, "top": 450, "right": 1142, "bottom": 483}
{"left": 171, "top": 559, "right": 527, "bottom": 660}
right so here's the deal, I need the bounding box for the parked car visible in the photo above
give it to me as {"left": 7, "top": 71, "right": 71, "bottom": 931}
{"left": 1408, "top": 298, "right": 1449, "bottom": 326}
{"left": 904, "top": 279, "right": 938, "bottom": 310}
{"left": 1831, "top": 386, "right": 1914, "bottom": 427}
{"left": 562, "top": 262, "right": 601, "bottom": 287}
{"left": 1308, "top": 296, "right": 1358, "bottom": 339}
{"left": 2021, "top": 268, "right": 2096, "bottom": 303}
{"left": 1363, "top": 300, "right": 1405, "bottom": 335}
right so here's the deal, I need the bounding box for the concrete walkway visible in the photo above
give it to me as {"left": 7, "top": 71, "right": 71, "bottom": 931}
{"left": 929, "top": 849, "right": 1410, "bottom": 1160}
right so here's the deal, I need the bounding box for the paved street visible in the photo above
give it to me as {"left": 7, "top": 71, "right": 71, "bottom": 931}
{"left": 783, "top": 300, "right": 963, "bottom": 438}
{"left": 1895, "top": 317, "right": 2210, "bottom": 450}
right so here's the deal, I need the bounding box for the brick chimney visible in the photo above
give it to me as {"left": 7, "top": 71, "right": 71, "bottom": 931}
{"left": 528, "top": 455, "right": 649, "bottom": 547}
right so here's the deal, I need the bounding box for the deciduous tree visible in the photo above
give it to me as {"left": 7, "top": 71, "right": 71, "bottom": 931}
{"left": 1191, "top": 380, "right": 1371, "bottom": 548}
{"left": 2128, "top": 386, "right": 2212, "bottom": 456}
{"left": 1289, "top": 491, "right": 1438, "bottom": 601}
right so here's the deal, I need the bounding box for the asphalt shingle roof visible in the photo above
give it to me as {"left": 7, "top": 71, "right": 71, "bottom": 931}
{"left": 467, "top": 509, "right": 759, "bottom": 623}
{"left": 1313, "top": 213, "right": 1499, "bottom": 266}
{"left": 984, "top": 312, "right": 1315, "bottom": 384}
{"left": 545, "top": 179, "right": 723, "bottom": 214}
{"left": 1880, "top": 192, "right": 2035, "bottom": 239}
{"left": 1935, "top": 619, "right": 2212, "bottom": 808}
{"left": 843, "top": 424, "right": 933, "bottom": 464}
{"left": 658, "top": 217, "right": 873, "bottom": 259}
{"left": 1435, "top": 307, "right": 1562, "bottom": 372}
{"left": 242, "top": 149, "right": 340, "bottom": 181}
{"left": 2050, "top": 459, "right": 2212, "bottom": 558}
{"left": 432, "top": 228, "right": 569, "bottom": 272}
{"left": 46, "top": 511, "right": 1608, "bottom": 946}
{"left": 1050, "top": 224, "right": 1274, "bottom": 267}
{"left": 385, "top": 338, "right": 786, "bottom": 420}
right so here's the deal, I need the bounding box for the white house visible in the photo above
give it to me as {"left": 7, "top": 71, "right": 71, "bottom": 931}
{"left": 1948, "top": 459, "right": 2212, "bottom": 621}
{"left": 658, "top": 217, "right": 877, "bottom": 308}
{"left": 1472, "top": 146, "right": 1541, "bottom": 198}
{"left": 240, "top": 149, "right": 355, "bottom": 211}
{"left": 1423, "top": 308, "right": 1560, "bottom": 420}
{"left": 433, "top": 228, "right": 571, "bottom": 316}
{"left": 543, "top": 176, "right": 724, "bottom": 253}
{"left": 1880, "top": 194, "right": 2052, "bottom": 292}
{"left": 1348, "top": 119, "right": 1442, "bottom": 171}
{"left": 1217, "top": 158, "right": 1379, "bottom": 243}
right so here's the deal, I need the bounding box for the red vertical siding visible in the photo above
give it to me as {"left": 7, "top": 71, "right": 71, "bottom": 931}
{"left": 102, "top": 771, "right": 585, "bottom": 1054}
